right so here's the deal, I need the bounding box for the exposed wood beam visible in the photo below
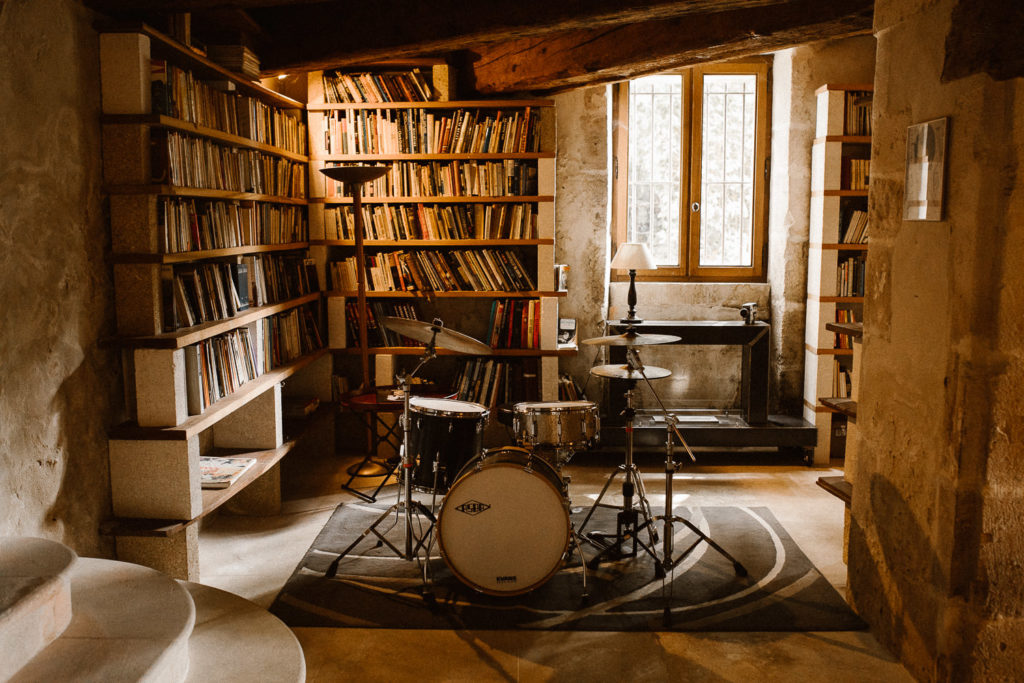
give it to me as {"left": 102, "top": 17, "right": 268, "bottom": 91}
{"left": 463, "top": 0, "right": 874, "bottom": 95}
{"left": 249, "top": 0, "right": 787, "bottom": 73}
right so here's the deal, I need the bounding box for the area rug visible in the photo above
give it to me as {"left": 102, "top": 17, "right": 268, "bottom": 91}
{"left": 270, "top": 495, "right": 865, "bottom": 632}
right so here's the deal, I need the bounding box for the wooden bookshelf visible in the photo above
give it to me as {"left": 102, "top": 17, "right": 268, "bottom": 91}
{"left": 803, "top": 83, "right": 872, "bottom": 466}
{"left": 307, "top": 70, "right": 564, "bottom": 403}
{"left": 99, "top": 28, "right": 331, "bottom": 581}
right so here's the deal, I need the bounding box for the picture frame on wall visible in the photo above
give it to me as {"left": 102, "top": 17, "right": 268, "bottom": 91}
{"left": 903, "top": 117, "right": 949, "bottom": 221}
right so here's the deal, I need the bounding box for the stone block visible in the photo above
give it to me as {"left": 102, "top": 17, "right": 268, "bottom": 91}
{"left": 109, "top": 437, "right": 201, "bottom": 520}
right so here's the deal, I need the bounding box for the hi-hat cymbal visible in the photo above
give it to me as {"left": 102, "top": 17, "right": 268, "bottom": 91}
{"left": 582, "top": 331, "right": 681, "bottom": 346}
{"left": 382, "top": 317, "right": 492, "bottom": 355}
{"left": 590, "top": 364, "right": 672, "bottom": 380}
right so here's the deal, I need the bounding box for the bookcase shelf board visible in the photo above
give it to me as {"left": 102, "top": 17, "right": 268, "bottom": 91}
{"left": 313, "top": 239, "right": 553, "bottom": 247}
{"left": 314, "top": 152, "right": 555, "bottom": 162}
{"left": 316, "top": 195, "right": 554, "bottom": 205}
{"left": 818, "top": 243, "right": 869, "bottom": 251}
{"left": 111, "top": 242, "right": 310, "bottom": 264}
{"left": 118, "top": 292, "right": 321, "bottom": 349}
{"left": 110, "top": 347, "right": 329, "bottom": 442}
{"left": 335, "top": 347, "right": 576, "bottom": 357}
{"left": 105, "top": 185, "right": 309, "bottom": 205}
{"left": 307, "top": 100, "right": 554, "bottom": 111}
{"left": 327, "top": 290, "right": 566, "bottom": 299}
{"left": 103, "top": 114, "right": 309, "bottom": 162}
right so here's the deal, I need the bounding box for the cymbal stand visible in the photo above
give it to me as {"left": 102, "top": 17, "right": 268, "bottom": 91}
{"left": 626, "top": 347, "right": 747, "bottom": 624}
{"left": 578, "top": 350, "right": 659, "bottom": 568}
{"left": 325, "top": 322, "right": 444, "bottom": 579}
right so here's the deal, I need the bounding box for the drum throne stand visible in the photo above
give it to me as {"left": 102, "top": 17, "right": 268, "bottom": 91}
{"left": 578, "top": 350, "right": 660, "bottom": 568}
{"left": 324, "top": 325, "right": 444, "bottom": 579}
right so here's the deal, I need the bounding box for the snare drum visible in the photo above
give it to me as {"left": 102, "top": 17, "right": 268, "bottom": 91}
{"left": 407, "top": 397, "right": 488, "bottom": 492}
{"left": 437, "top": 447, "right": 570, "bottom": 595}
{"left": 512, "top": 400, "right": 600, "bottom": 451}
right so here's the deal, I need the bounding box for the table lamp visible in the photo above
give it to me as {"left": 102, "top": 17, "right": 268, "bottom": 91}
{"left": 611, "top": 242, "right": 656, "bottom": 324}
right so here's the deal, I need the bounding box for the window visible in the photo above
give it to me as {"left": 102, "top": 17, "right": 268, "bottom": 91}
{"left": 612, "top": 61, "right": 770, "bottom": 282}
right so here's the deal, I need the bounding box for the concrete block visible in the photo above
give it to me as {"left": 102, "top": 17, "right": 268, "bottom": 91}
{"left": 115, "top": 526, "right": 200, "bottom": 582}
{"left": 134, "top": 348, "right": 188, "bottom": 427}
{"left": 99, "top": 33, "right": 151, "bottom": 115}
{"left": 109, "top": 437, "right": 201, "bottom": 520}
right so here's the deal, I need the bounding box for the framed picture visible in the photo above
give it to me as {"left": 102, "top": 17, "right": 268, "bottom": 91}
{"left": 903, "top": 117, "right": 949, "bottom": 221}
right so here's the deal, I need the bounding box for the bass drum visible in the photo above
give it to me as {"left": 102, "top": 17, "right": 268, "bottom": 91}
{"left": 437, "top": 447, "right": 570, "bottom": 596}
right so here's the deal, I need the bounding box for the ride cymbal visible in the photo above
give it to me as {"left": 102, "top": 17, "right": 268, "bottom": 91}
{"left": 581, "top": 331, "right": 681, "bottom": 346}
{"left": 382, "top": 317, "right": 492, "bottom": 355}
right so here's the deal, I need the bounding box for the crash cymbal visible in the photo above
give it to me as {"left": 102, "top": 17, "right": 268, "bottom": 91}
{"left": 590, "top": 364, "right": 672, "bottom": 380}
{"left": 382, "top": 317, "right": 492, "bottom": 355}
{"left": 582, "top": 331, "right": 681, "bottom": 346}
{"left": 319, "top": 164, "right": 390, "bottom": 185}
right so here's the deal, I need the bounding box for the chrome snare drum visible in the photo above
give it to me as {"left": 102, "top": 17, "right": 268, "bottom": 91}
{"left": 408, "top": 397, "right": 488, "bottom": 492}
{"left": 513, "top": 400, "right": 600, "bottom": 452}
{"left": 437, "top": 447, "right": 570, "bottom": 595}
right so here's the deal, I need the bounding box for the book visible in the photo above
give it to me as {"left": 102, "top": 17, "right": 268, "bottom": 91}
{"left": 200, "top": 456, "right": 257, "bottom": 489}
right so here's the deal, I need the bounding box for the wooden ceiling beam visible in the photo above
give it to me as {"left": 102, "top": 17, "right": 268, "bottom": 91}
{"left": 248, "top": 0, "right": 786, "bottom": 73}
{"left": 463, "top": 0, "right": 874, "bottom": 95}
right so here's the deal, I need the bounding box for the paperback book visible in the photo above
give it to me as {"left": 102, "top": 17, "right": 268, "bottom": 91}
{"left": 200, "top": 456, "right": 257, "bottom": 489}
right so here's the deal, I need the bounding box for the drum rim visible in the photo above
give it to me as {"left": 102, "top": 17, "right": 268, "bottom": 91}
{"left": 512, "top": 400, "right": 597, "bottom": 413}
{"left": 436, "top": 453, "right": 570, "bottom": 596}
{"left": 410, "top": 396, "right": 490, "bottom": 418}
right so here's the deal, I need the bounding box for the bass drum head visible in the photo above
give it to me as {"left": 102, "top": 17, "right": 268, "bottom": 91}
{"left": 438, "top": 448, "right": 569, "bottom": 595}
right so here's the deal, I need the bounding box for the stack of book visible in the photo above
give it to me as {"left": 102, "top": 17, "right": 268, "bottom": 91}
{"left": 207, "top": 45, "right": 261, "bottom": 79}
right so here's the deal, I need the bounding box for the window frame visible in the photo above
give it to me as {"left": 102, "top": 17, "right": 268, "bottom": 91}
{"left": 611, "top": 59, "right": 771, "bottom": 283}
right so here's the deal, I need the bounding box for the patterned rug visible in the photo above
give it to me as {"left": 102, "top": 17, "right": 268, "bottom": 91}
{"left": 270, "top": 493, "right": 865, "bottom": 632}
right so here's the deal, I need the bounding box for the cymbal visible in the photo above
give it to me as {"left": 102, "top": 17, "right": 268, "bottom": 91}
{"left": 590, "top": 364, "right": 672, "bottom": 380}
{"left": 582, "top": 331, "right": 681, "bottom": 346}
{"left": 382, "top": 317, "right": 492, "bottom": 355}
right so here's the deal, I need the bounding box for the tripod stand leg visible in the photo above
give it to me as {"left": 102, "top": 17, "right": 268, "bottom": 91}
{"left": 676, "top": 516, "right": 748, "bottom": 576}
{"left": 576, "top": 464, "right": 623, "bottom": 536}
{"left": 324, "top": 502, "right": 403, "bottom": 578}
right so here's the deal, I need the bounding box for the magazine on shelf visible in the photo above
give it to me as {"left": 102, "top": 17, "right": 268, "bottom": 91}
{"left": 199, "top": 456, "right": 257, "bottom": 489}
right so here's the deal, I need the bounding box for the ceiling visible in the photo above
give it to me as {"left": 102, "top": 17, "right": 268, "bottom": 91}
{"left": 85, "top": 0, "right": 874, "bottom": 96}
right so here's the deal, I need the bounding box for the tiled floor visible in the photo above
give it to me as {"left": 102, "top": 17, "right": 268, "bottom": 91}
{"left": 198, "top": 448, "right": 913, "bottom": 682}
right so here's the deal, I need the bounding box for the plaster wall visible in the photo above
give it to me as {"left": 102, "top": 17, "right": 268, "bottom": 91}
{"left": 0, "top": 0, "right": 118, "bottom": 555}
{"left": 768, "top": 37, "right": 876, "bottom": 414}
{"left": 848, "top": 0, "right": 1024, "bottom": 678}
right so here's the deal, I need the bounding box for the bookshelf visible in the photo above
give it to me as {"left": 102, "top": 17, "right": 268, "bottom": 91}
{"left": 99, "top": 25, "right": 331, "bottom": 580}
{"left": 306, "top": 69, "right": 565, "bottom": 408}
{"left": 803, "top": 84, "right": 872, "bottom": 466}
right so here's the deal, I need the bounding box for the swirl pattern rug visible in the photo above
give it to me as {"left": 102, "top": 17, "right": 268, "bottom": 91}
{"left": 270, "top": 496, "right": 865, "bottom": 632}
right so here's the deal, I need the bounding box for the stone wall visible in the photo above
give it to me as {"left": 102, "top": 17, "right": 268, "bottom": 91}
{"left": 848, "top": 0, "right": 1024, "bottom": 678}
{"left": 0, "top": 0, "right": 119, "bottom": 556}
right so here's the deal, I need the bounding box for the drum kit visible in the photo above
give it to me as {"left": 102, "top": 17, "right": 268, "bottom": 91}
{"left": 324, "top": 317, "right": 746, "bottom": 607}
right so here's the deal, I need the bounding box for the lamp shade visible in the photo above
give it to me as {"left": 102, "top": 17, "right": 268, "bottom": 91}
{"left": 610, "top": 242, "right": 656, "bottom": 271}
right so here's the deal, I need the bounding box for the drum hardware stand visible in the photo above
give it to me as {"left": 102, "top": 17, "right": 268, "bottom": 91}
{"left": 622, "top": 350, "right": 747, "bottom": 624}
{"left": 577, "top": 350, "right": 660, "bottom": 568}
{"left": 325, "top": 322, "right": 445, "bottom": 578}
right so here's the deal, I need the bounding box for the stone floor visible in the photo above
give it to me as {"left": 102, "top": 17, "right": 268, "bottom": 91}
{"left": 198, "top": 447, "right": 913, "bottom": 682}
